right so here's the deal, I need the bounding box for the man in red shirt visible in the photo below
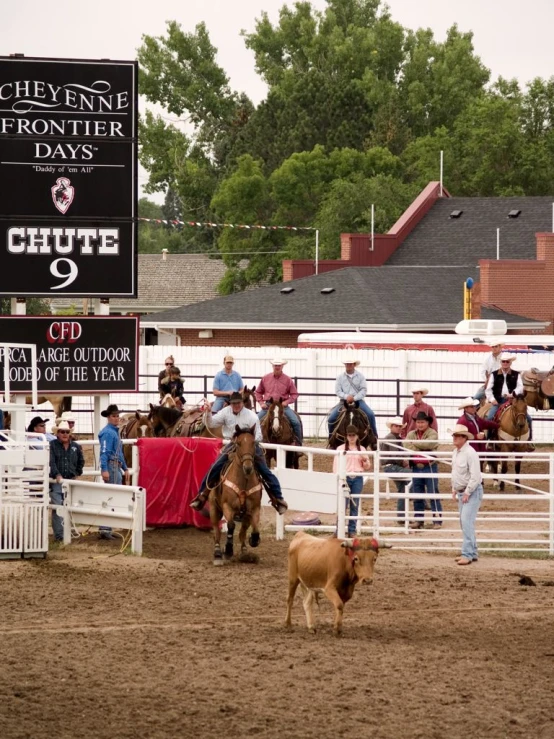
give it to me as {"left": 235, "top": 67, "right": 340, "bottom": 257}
{"left": 255, "top": 359, "right": 303, "bottom": 443}
{"left": 401, "top": 386, "right": 438, "bottom": 438}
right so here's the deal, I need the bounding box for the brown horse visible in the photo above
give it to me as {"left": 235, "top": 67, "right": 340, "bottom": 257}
{"left": 328, "top": 401, "right": 377, "bottom": 451}
{"left": 120, "top": 411, "right": 155, "bottom": 469}
{"left": 478, "top": 395, "right": 530, "bottom": 490}
{"left": 209, "top": 426, "right": 262, "bottom": 566}
{"left": 260, "top": 397, "right": 301, "bottom": 469}
{"left": 522, "top": 366, "right": 554, "bottom": 411}
{"left": 148, "top": 403, "right": 223, "bottom": 439}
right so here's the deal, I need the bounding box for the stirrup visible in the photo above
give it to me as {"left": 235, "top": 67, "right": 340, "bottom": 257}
{"left": 271, "top": 499, "right": 288, "bottom": 515}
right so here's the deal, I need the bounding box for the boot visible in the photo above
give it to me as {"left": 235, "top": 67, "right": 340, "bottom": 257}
{"left": 271, "top": 498, "right": 288, "bottom": 515}
{"left": 190, "top": 490, "right": 208, "bottom": 511}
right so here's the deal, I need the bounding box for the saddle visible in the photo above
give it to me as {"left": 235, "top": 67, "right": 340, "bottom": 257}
{"left": 522, "top": 367, "right": 554, "bottom": 397}
{"left": 172, "top": 408, "right": 204, "bottom": 437}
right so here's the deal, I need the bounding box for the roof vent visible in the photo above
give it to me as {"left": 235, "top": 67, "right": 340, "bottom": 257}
{"left": 449, "top": 210, "right": 463, "bottom": 219}
{"left": 280, "top": 287, "right": 295, "bottom": 294}
{"left": 508, "top": 209, "right": 521, "bottom": 218}
{"left": 320, "top": 287, "right": 335, "bottom": 295}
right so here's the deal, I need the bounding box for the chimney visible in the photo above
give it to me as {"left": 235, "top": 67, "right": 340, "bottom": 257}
{"left": 161, "top": 248, "right": 168, "bottom": 262}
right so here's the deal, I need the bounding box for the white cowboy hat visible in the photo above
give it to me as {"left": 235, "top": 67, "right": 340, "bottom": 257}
{"left": 500, "top": 352, "right": 516, "bottom": 363}
{"left": 488, "top": 341, "right": 505, "bottom": 348}
{"left": 269, "top": 358, "right": 287, "bottom": 366}
{"left": 458, "top": 397, "right": 480, "bottom": 410}
{"left": 448, "top": 424, "right": 474, "bottom": 440}
{"left": 386, "top": 417, "right": 406, "bottom": 429}
{"left": 56, "top": 421, "right": 71, "bottom": 432}
{"left": 342, "top": 356, "right": 360, "bottom": 366}
{"left": 410, "top": 386, "right": 429, "bottom": 396}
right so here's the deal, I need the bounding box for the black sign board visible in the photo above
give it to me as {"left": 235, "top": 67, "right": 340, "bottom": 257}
{"left": 0, "top": 56, "right": 137, "bottom": 297}
{"left": 0, "top": 220, "right": 134, "bottom": 295}
{"left": 0, "top": 316, "right": 138, "bottom": 393}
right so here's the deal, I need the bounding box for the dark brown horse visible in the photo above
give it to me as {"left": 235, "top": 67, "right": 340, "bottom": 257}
{"left": 148, "top": 403, "right": 223, "bottom": 439}
{"left": 478, "top": 394, "right": 530, "bottom": 490}
{"left": 120, "top": 411, "right": 155, "bottom": 469}
{"left": 260, "top": 397, "right": 301, "bottom": 469}
{"left": 209, "top": 426, "right": 262, "bottom": 566}
{"left": 328, "top": 401, "right": 377, "bottom": 451}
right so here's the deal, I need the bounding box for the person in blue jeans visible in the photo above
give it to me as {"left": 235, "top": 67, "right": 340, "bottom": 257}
{"left": 328, "top": 357, "right": 378, "bottom": 439}
{"left": 333, "top": 425, "right": 371, "bottom": 536}
{"left": 380, "top": 417, "right": 410, "bottom": 524}
{"left": 212, "top": 355, "right": 244, "bottom": 413}
{"left": 404, "top": 411, "right": 442, "bottom": 529}
{"left": 98, "top": 404, "right": 129, "bottom": 540}
{"left": 451, "top": 424, "right": 484, "bottom": 565}
{"left": 49, "top": 421, "right": 84, "bottom": 542}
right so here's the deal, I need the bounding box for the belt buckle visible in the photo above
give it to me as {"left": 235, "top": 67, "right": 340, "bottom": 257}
{"left": 416, "top": 463, "right": 425, "bottom": 469}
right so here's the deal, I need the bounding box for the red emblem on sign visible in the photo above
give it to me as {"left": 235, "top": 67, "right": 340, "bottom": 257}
{"left": 51, "top": 177, "right": 75, "bottom": 214}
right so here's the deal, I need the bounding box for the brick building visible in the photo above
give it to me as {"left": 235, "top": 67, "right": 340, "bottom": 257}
{"left": 141, "top": 183, "right": 552, "bottom": 346}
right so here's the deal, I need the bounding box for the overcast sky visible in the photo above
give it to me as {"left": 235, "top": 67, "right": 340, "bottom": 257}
{"left": 3, "top": 0, "right": 552, "bottom": 197}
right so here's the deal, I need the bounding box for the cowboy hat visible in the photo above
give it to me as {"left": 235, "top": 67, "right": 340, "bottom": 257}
{"left": 410, "top": 386, "right": 429, "bottom": 396}
{"left": 449, "top": 424, "right": 474, "bottom": 440}
{"left": 414, "top": 411, "right": 433, "bottom": 424}
{"left": 500, "top": 352, "right": 516, "bottom": 363}
{"left": 386, "top": 417, "right": 406, "bottom": 429}
{"left": 100, "top": 403, "right": 120, "bottom": 418}
{"left": 458, "top": 397, "right": 480, "bottom": 410}
{"left": 229, "top": 391, "right": 243, "bottom": 403}
{"left": 27, "top": 416, "right": 49, "bottom": 432}
{"left": 56, "top": 421, "right": 71, "bottom": 432}
{"left": 61, "top": 411, "right": 76, "bottom": 423}
{"left": 342, "top": 356, "right": 360, "bottom": 366}
{"left": 269, "top": 358, "right": 287, "bottom": 366}
{"left": 488, "top": 341, "right": 505, "bottom": 348}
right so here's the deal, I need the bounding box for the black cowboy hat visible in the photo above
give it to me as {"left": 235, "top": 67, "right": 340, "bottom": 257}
{"left": 27, "top": 416, "right": 49, "bottom": 432}
{"left": 101, "top": 403, "right": 120, "bottom": 418}
{"left": 229, "top": 392, "right": 243, "bottom": 403}
{"left": 414, "top": 410, "right": 433, "bottom": 423}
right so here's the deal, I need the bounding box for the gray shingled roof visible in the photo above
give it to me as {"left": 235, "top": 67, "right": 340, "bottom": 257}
{"left": 142, "top": 266, "right": 543, "bottom": 329}
{"left": 50, "top": 253, "right": 232, "bottom": 315}
{"left": 387, "top": 196, "right": 554, "bottom": 266}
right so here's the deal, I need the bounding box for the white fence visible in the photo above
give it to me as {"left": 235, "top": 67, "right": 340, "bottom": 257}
{"left": 269, "top": 442, "right": 554, "bottom": 555}
{"left": 0, "top": 437, "right": 49, "bottom": 558}
{"left": 16, "top": 344, "right": 554, "bottom": 442}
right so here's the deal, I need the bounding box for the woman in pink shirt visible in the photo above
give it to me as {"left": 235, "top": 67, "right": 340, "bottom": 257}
{"left": 333, "top": 425, "right": 372, "bottom": 536}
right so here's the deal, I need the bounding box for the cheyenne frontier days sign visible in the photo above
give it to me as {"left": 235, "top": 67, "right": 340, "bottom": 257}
{"left": 0, "top": 316, "right": 138, "bottom": 393}
{"left": 0, "top": 56, "right": 137, "bottom": 296}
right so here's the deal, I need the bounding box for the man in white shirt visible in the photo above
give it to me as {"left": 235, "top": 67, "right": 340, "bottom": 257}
{"left": 450, "top": 424, "right": 483, "bottom": 565}
{"left": 190, "top": 392, "right": 287, "bottom": 514}
{"left": 474, "top": 342, "right": 503, "bottom": 401}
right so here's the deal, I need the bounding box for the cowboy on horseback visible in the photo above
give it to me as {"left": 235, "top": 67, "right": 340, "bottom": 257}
{"left": 255, "top": 359, "right": 303, "bottom": 445}
{"left": 190, "top": 392, "right": 288, "bottom": 514}
{"left": 328, "top": 356, "right": 378, "bottom": 440}
{"left": 484, "top": 353, "right": 533, "bottom": 449}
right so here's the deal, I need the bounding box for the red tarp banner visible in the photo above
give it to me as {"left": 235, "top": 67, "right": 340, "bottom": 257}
{"left": 137, "top": 437, "right": 222, "bottom": 528}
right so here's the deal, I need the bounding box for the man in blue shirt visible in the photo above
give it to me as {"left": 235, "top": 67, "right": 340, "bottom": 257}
{"left": 212, "top": 355, "right": 244, "bottom": 412}
{"left": 328, "top": 357, "right": 378, "bottom": 438}
{"left": 98, "top": 403, "right": 129, "bottom": 540}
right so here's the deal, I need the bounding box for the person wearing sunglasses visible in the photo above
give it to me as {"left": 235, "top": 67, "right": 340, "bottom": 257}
{"left": 158, "top": 355, "right": 176, "bottom": 400}
{"left": 49, "top": 421, "right": 84, "bottom": 542}
{"left": 484, "top": 352, "right": 534, "bottom": 449}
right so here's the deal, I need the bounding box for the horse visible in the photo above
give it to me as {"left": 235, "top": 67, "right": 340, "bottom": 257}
{"left": 260, "top": 397, "right": 301, "bottom": 469}
{"left": 120, "top": 411, "right": 155, "bottom": 470}
{"left": 521, "top": 366, "right": 554, "bottom": 411}
{"left": 19, "top": 395, "right": 72, "bottom": 418}
{"left": 209, "top": 426, "right": 262, "bottom": 566}
{"left": 148, "top": 403, "right": 223, "bottom": 439}
{"left": 328, "top": 401, "right": 377, "bottom": 451}
{"left": 477, "top": 394, "right": 530, "bottom": 490}
{"left": 241, "top": 386, "right": 257, "bottom": 411}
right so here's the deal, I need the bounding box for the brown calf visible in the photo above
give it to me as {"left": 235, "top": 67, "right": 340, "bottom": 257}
{"left": 285, "top": 532, "right": 379, "bottom": 635}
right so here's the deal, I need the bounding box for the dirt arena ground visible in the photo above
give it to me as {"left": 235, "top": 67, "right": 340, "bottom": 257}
{"left": 0, "top": 519, "right": 553, "bottom": 739}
